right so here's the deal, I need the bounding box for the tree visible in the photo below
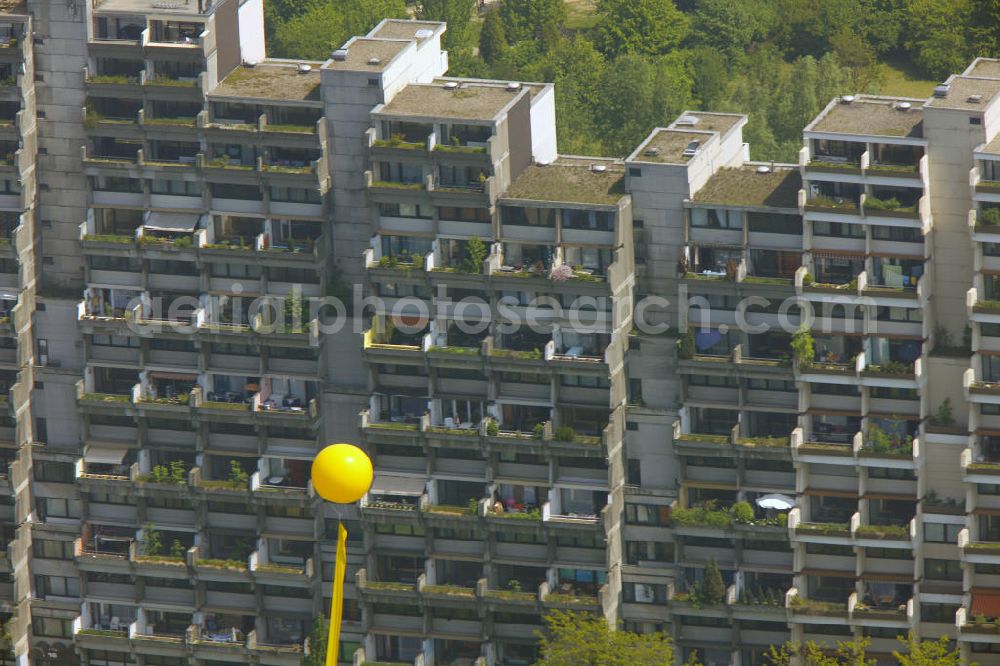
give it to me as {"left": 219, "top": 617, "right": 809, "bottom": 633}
{"left": 903, "top": 0, "right": 973, "bottom": 79}
{"left": 479, "top": 6, "right": 507, "bottom": 64}
{"left": 690, "top": 46, "right": 729, "bottom": 110}
{"left": 420, "top": 0, "right": 474, "bottom": 54}
{"left": 302, "top": 617, "right": 328, "bottom": 666}
{"left": 464, "top": 236, "right": 487, "bottom": 274}
{"left": 141, "top": 523, "right": 163, "bottom": 556}
{"left": 270, "top": 4, "right": 347, "bottom": 60}
{"left": 498, "top": 0, "right": 565, "bottom": 48}
{"left": 702, "top": 558, "right": 725, "bottom": 604}
{"left": 596, "top": 0, "right": 689, "bottom": 57}
{"left": 894, "top": 632, "right": 967, "bottom": 666}
{"left": 689, "top": 0, "right": 772, "bottom": 61}
{"left": 765, "top": 637, "right": 874, "bottom": 665}
{"left": 534, "top": 610, "right": 680, "bottom": 666}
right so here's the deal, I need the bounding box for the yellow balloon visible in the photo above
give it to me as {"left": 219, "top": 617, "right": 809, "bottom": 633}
{"left": 311, "top": 443, "right": 374, "bottom": 504}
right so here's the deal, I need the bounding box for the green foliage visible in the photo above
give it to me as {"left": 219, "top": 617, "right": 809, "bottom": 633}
{"left": 479, "top": 6, "right": 507, "bottom": 64}
{"left": 689, "top": 0, "right": 770, "bottom": 59}
{"left": 486, "top": 419, "right": 499, "bottom": 437}
{"left": 766, "top": 633, "right": 969, "bottom": 666}
{"left": 929, "top": 398, "right": 955, "bottom": 427}
{"left": 268, "top": 0, "right": 406, "bottom": 60}
{"left": 142, "top": 523, "right": 163, "bottom": 556}
{"left": 677, "top": 329, "right": 695, "bottom": 359}
{"left": 790, "top": 326, "right": 814, "bottom": 369}
{"left": 731, "top": 501, "right": 754, "bottom": 524}
{"left": 169, "top": 459, "right": 186, "bottom": 483}
{"left": 595, "top": 0, "right": 689, "bottom": 57}
{"left": 893, "top": 633, "right": 968, "bottom": 666}
{"left": 534, "top": 610, "right": 677, "bottom": 666}
{"left": 903, "top": 0, "right": 973, "bottom": 79}
{"left": 499, "top": 0, "right": 565, "bottom": 49}
{"left": 701, "top": 558, "right": 725, "bottom": 605}
{"left": 553, "top": 426, "right": 576, "bottom": 442}
{"left": 532, "top": 423, "right": 545, "bottom": 439}
{"left": 228, "top": 460, "right": 249, "bottom": 486}
{"left": 170, "top": 539, "right": 186, "bottom": 559}
{"left": 981, "top": 207, "right": 1000, "bottom": 226}
{"left": 302, "top": 617, "right": 328, "bottom": 666}
{"left": 420, "top": 0, "right": 473, "bottom": 54}
{"left": 464, "top": 235, "right": 487, "bottom": 274}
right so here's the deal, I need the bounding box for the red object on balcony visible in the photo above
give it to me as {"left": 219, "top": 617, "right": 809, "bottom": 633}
{"left": 971, "top": 589, "right": 1000, "bottom": 616}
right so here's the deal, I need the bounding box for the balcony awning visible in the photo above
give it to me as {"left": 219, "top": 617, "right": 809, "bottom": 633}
{"left": 370, "top": 474, "right": 426, "bottom": 497}
{"left": 810, "top": 249, "right": 865, "bottom": 258}
{"left": 799, "top": 568, "right": 856, "bottom": 578}
{"left": 144, "top": 212, "right": 203, "bottom": 232}
{"left": 801, "top": 488, "right": 856, "bottom": 498}
{"left": 148, "top": 371, "right": 198, "bottom": 381}
{"left": 83, "top": 444, "right": 128, "bottom": 465}
{"left": 860, "top": 572, "right": 912, "bottom": 582}
{"left": 972, "top": 590, "right": 1000, "bottom": 617}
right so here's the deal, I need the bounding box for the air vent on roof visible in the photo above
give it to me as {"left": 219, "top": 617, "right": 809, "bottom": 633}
{"left": 840, "top": 95, "right": 855, "bottom": 104}
{"left": 297, "top": 64, "right": 312, "bottom": 74}
{"left": 506, "top": 81, "right": 522, "bottom": 92}
{"left": 368, "top": 57, "right": 381, "bottom": 66}
{"left": 756, "top": 165, "right": 772, "bottom": 175}
{"left": 244, "top": 60, "right": 258, "bottom": 69}
{"left": 682, "top": 140, "right": 700, "bottom": 157}
{"left": 933, "top": 84, "right": 950, "bottom": 98}
{"left": 897, "top": 101, "right": 912, "bottom": 111}
{"left": 331, "top": 49, "right": 348, "bottom": 62}
{"left": 644, "top": 147, "right": 660, "bottom": 157}
{"left": 443, "top": 81, "right": 459, "bottom": 90}
{"left": 676, "top": 114, "right": 699, "bottom": 126}
{"left": 415, "top": 29, "right": 433, "bottom": 39}
{"left": 591, "top": 164, "right": 607, "bottom": 173}
{"left": 969, "top": 94, "right": 984, "bottom": 104}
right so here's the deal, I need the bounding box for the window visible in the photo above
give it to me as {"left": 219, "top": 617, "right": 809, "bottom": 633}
{"left": 623, "top": 582, "right": 666, "bottom": 603}
{"left": 37, "top": 497, "right": 81, "bottom": 520}
{"left": 689, "top": 208, "right": 741, "bottom": 229}
{"left": 151, "top": 179, "right": 199, "bottom": 196}
{"left": 813, "top": 220, "right": 864, "bottom": 238}
{"left": 86, "top": 651, "right": 136, "bottom": 666}
{"left": 925, "top": 558, "right": 962, "bottom": 580}
{"left": 629, "top": 168, "right": 641, "bottom": 177}
{"left": 34, "top": 461, "right": 74, "bottom": 483}
{"left": 625, "top": 503, "right": 670, "bottom": 526}
{"left": 32, "top": 616, "right": 73, "bottom": 638}
{"left": 924, "top": 522, "right": 962, "bottom": 543}
{"left": 972, "top": 116, "right": 983, "bottom": 125}
{"left": 92, "top": 334, "right": 139, "bottom": 348}
{"left": 35, "top": 574, "right": 80, "bottom": 598}
{"left": 748, "top": 213, "right": 802, "bottom": 235}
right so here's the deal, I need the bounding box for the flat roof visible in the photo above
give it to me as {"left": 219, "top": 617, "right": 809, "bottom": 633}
{"left": 925, "top": 76, "right": 1000, "bottom": 110}
{"left": 967, "top": 59, "right": 1000, "bottom": 79}
{"left": 691, "top": 166, "right": 801, "bottom": 209}
{"left": 672, "top": 112, "right": 744, "bottom": 137}
{"left": 504, "top": 160, "right": 625, "bottom": 206}
{"left": 981, "top": 134, "right": 1000, "bottom": 156}
{"left": 379, "top": 82, "right": 522, "bottom": 121}
{"left": 368, "top": 19, "right": 442, "bottom": 41}
{"left": 325, "top": 38, "right": 409, "bottom": 72}
{"left": 633, "top": 129, "right": 712, "bottom": 164}
{"left": 811, "top": 97, "right": 924, "bottom": 137}
{"left": 211, "top": 63, "right": 321, "bottom": 102}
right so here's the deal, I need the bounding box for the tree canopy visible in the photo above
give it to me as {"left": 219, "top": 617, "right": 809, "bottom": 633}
{"left": 534, "top": 610, "right": 678, "bottom": 666}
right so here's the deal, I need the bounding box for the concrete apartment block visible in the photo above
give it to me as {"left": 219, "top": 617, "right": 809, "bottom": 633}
{"left": 1, "top": 4, "right": 1000, "bottom": 665}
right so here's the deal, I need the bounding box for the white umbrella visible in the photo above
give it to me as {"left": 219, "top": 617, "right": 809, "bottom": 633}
{"left": 756, "top": 494, "right": 795, "bottom": 511}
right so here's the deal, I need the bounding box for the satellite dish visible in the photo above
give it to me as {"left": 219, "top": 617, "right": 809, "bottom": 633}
{"left": 841, "top": 95, "right": 855, "bottom": 104}
{"left": 443, "top": 81, "right": 459, "bottom": 90}
{"left": 591, "top": 164, "right": 607, "bottom": 173}
{"left": 297, "top": 64, "right": 312, "bottom": 74}
{"left": 756, "top": 165, "right": 772, "bottom": 174}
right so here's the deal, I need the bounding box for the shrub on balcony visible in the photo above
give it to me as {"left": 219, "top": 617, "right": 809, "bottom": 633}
{"left": 463, "top": 235, "right": 486, "bottom": 274}
{"left": 731, "top": 501, "right": 754, "bottom": 524}
{"left": 553, "top": 426, "right": 576, "bottom": 442}
{"left": 982, "top": 207, "right": 1000, "bottom": 226}
{"left": 928, "top": 397, "right": 955, "bottom": 427}
{"left": 532, "top": 423, "right": 545, "bottom": 439}
{"left": 864, "top": 196, "right": 902, "bottom": 211}
{"left": 486, "top": 419, "right": 499, "bottom": 437}
{"left": 790, "top": 326, "right": 814, "bottom": 369}
{"left": 677, "top": 329, "right": 695, "bottom": 360}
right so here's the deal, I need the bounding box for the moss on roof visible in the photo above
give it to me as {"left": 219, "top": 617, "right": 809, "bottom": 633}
{"left": 634, "top": 129, "right": 710, "bottom": 164}
{"left": 926, "top": 76, "right": 1000, "bottom": 110}
{"left": 212, "top": 64, "right": 321, "bottom": 102}
{"left": 692, "top": 167, "right": 801, "bottom": 209}
{"left": 968, "top": 59, "right": 1000, "bottom": 79}
{"left": 369, "top": 19, "right": 441, "bottom": 41}
{"left": 505, "top": 163, "right": 625, "bottom": 205}
{"left": 381, "top": 83, "right": 521, "bottom": 121}
{"left": 675, "top": 113, "right": 743, "bottom": 136}
{"left": 812, "top": 98, "right": 924, "bottom": 137}
{"left": 325, "top": 39, "right": 409, "bottom": 72}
